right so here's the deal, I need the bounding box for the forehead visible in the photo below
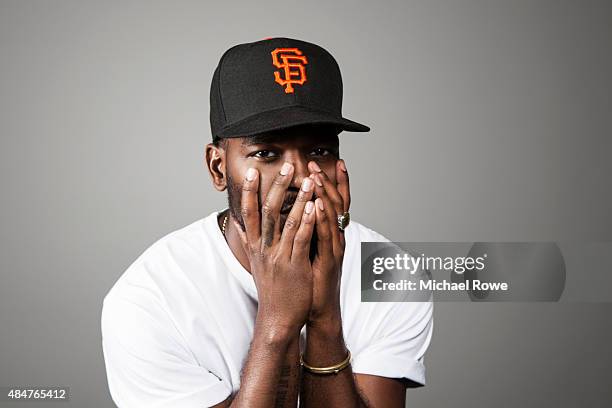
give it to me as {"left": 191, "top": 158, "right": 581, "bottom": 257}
{"left": 235, "top": 125, "right": 340, "bottom": 148}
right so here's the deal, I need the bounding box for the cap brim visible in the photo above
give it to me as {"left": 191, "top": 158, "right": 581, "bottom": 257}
{"left": 216, "top": 106, "right": 370, "bottom": 138}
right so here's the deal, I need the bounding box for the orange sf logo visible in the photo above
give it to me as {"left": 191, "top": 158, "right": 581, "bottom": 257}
{"left": 271, "top": 48, "right": 308, "bottom": 93}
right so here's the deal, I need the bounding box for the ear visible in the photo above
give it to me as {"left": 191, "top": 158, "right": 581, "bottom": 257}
{"left": 205, "top": 143, "right": 227, "bottom": 191}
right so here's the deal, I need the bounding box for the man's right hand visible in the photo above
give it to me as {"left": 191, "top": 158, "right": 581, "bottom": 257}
{"left": 233, "top": 162, "right": 316, "bottom": 338}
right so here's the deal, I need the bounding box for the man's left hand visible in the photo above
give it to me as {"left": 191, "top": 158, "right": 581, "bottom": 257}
{"left": 307, "top": 159, "right": 350, "bottom": 327}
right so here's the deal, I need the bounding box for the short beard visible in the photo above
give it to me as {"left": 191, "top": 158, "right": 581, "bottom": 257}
{"left": 226, "top": 171, "right": 248, "bottom": 232}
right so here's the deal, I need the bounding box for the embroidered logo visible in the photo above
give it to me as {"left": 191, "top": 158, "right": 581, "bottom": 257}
{"left": 271, "top": 48, "right": 308, "bottom": 94}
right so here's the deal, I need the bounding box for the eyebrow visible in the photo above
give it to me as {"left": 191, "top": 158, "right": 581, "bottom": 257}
{"left": 241, "top": 134, "right": 281, "bottom": 146}
{"left": 240, "top": 133, "right": 340, "bottom": 150}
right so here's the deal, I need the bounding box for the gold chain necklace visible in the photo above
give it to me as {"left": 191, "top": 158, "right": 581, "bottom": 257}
{"left": 221, "top": 214, "right": 228, "bottom": 236}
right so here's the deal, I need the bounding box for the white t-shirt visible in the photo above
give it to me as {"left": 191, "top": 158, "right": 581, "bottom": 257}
{"left": 101, "top": 211, "right": 433, "bottom": 408}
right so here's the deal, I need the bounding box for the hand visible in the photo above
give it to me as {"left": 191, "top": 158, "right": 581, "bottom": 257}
{"left": 307, "top": 159, "right": 350, "bottom": 325}
{"left": 234, "top": 162, "right": 317, "bottom": 336}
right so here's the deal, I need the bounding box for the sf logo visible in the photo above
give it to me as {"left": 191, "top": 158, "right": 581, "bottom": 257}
{"left": 271, "top": 48, "right": 308, "bottom": 94}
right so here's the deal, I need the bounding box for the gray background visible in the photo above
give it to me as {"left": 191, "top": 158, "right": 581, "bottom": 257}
{"left": 1, "top": 0, "right": 611, "bottom": 407}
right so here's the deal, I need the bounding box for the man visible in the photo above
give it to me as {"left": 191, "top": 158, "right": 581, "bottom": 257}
{"left": 101, "top": 37, "right": 433, "bottom": 407}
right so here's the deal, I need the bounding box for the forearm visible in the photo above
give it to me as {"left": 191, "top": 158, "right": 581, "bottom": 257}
{"left": 300, "top": 316, "right": 369, "bottom": 408}
{"left": 274, "top": 333, "right": 301, "bottom": 407}
{"left": 229, "top": 317, "right": 300, "bottom": 408}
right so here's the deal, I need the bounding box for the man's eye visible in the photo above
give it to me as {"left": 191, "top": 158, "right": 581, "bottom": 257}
{"left": 309, "top": 148, "right": 331, "bottom": 157}
{"left": 253, "top": 150, "right": 278, "bottom": 159}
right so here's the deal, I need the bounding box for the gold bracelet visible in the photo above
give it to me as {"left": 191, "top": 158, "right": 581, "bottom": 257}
{"left": 300, "top": 350, "right": 352, "bottom": 375}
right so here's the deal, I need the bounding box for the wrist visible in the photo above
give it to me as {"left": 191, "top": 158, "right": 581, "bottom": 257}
{"left": 307, "top": 313, "right": 343, "bottom": 339}
{"left": 304, "top": 315, "right": 347, "bottom": 368}
{"left": 254, "top": 312, "right": 302, "bottom": 347}
{"left": 308, "top": 303, "right": 341, "bottom": 329}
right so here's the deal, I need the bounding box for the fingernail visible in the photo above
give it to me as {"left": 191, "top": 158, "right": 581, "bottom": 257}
{"left": 316, "top": 198, "right": 325, "bottom": 211}
{"left": 246, "top": 168, "right": 256, "bottom": 181}
{"left": 280, "top": 162, "right": 292, "bottom": 176}
{"left": 314, "top": 174, "right": 323, "bottom": 187}
{"left": 302, "top": 178, "right": 313, "bottom": 192}
{"left": 305, "top": 201, "right": 314, "bottom": 214}
{"left": 339, "top": 160, "right": 347, "bottom": 172}
{"left": 310, "top": 161, "right": 322, "bottom": 172}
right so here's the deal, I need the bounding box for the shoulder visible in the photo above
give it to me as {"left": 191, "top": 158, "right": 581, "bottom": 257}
{"left": 345, "top": 219, "right": 390, "bottom": 245}
{"left": 102, "top": 215, "right": 214, "bottom": 315}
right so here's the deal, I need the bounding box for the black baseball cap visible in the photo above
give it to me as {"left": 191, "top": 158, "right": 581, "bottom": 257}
{"left": 210, "top": 37, "right": 370, "bottom": 140}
